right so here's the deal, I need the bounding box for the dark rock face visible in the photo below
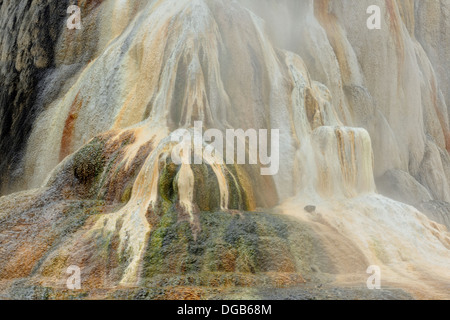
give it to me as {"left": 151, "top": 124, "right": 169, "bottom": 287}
{"left": 0, "top": 0, "right": 69, "bottom": 194}
{"left": 304, "top": 206, "right": 316, "bottom": 213}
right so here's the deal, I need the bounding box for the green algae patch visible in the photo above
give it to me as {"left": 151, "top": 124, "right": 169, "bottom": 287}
{"left": 140, "top": 209, "right": 327, "bottom": 288}
{"left": 191, "top": 164, "right": 222, "bottom": 212}
{"left": 73, "top": 138, "right": 106, "bottom": 186}
{"left": 159, "top": 162, "right": 179, "bottom": 204}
